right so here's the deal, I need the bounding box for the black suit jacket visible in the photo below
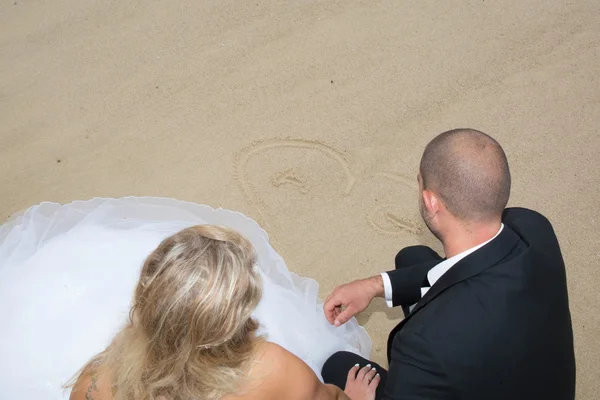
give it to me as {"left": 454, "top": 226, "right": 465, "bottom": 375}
{"left": 383, "top": 208, "right": 575, "bottom": 399}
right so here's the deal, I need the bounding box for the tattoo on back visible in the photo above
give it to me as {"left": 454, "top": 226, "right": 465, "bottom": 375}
{"left": 85, "top": 376, "right": 99, "bottom": 400}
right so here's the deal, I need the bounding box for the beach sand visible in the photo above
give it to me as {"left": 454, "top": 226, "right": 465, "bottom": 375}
{"left": 1, "top": 0, "right": 599, "bottom": 397}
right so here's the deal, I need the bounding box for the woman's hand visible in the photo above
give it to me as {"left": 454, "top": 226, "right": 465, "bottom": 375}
{"left": 343, "top": 364, "right": 380, "bottom": 400}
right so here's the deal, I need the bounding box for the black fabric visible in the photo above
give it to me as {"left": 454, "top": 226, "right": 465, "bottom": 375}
{"left": 324, "top": 208, "right": 576, "bottom": 400}
{"left": 391, "top": 245, "right": 444, "bottom": 320}
{"left": 385, "top": 259, "right": 438, "bottom": 307}
{"left": 322, "top": 351, "right": 388, "bottom": 400}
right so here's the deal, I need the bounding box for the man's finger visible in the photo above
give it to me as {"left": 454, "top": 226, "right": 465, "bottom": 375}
{"left": 324, "top": 307, "right": 335, "bottom": 325}
{"left": 324, "top": 291, "right": 340, "bottom": 309}
{"left": 346, "top": 363, "right": 360, "bottom": 382}
{"left": 324, "top": 286, "right": 343, "bottom": 306}
{"left": 324, "top": 298, "right": 342, "bottom": 325}
{"left": 334, "top": 308, "right": 341, "bottom": 318}
{"left": 334, "top": 304, "right": 356, "bottom": 327}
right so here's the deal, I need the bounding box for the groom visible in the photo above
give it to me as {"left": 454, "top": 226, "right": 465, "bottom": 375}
{"left": 322, "top": 129, "right": 575, "bottom": 399}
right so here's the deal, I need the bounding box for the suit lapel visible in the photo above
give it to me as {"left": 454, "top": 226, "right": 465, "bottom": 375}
{"left": 387, "top": 226, "right": 520, "bottom": 361}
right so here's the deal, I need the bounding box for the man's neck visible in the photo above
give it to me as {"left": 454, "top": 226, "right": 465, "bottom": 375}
{"left": 442, "top": 220, "right": 502, "bottom": 259}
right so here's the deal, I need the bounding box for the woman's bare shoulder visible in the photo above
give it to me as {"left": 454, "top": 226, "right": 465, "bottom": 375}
{"left": 252, "top": 341, "right": 313, "bottom": 376}
{"left": 255, "top": 341, "right": 294, "bottom": 363}
{"left": 69, "top": 366, "right": 112, "bottom": 400}
{"left": 225, "top": 341, "right": 339, "bottom": 400}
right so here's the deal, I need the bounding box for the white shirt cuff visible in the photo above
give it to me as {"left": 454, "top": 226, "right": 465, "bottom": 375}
{"left": 380, "top": 272, "right": 394, "bottom": 308}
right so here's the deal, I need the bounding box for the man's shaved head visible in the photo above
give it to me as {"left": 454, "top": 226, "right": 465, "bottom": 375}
{"left": 420, "top": 129, "right": 511, "bottom": 223}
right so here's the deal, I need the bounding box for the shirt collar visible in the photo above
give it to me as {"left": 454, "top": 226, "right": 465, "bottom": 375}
{"left": 426, "top": 223, "right": 505, "bottom": 288}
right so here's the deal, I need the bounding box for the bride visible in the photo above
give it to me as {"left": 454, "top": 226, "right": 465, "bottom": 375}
{"left": 0, "top": 198, "right": 377, "bottom": 400}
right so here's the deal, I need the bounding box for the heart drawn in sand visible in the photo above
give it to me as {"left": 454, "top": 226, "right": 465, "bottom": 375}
{"left": 234, "top": 138, "right": 424, "bottom": 243}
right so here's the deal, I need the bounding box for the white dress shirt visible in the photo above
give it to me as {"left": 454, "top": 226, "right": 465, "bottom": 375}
{"left": 380, "top": 224, "right": 504, "bottom": 308}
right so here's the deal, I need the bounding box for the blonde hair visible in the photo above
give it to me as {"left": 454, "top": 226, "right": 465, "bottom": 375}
{"left": 69, "top": 225, "right": 263, "bottom": 400}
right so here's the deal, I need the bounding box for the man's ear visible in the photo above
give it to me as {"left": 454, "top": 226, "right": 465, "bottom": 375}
{"left": 422, "top": 189, "right": 441, "bottom": 216}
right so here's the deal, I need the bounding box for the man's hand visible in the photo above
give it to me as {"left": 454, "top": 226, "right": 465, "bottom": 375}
{"left": 344, "top": 364, "right": 380, "bottom": 400}
{"left": 324, "top": 276, "right": 384, "bottom": 326}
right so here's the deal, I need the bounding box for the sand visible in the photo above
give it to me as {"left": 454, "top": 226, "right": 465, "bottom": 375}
{"left": 1, "top": 0, "right": 599, "bottom": 397}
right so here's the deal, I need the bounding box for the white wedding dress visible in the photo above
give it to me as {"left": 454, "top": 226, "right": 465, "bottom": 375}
{"left": 0, "top": 197, "right": 371, "bottom": 400}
